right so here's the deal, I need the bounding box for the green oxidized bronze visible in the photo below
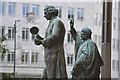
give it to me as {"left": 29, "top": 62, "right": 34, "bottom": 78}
{"left": 70, "top": 19, "right": 104, "bottom": 79}
{"left": 30, "top": 5, "right": 68, "bottom": 79}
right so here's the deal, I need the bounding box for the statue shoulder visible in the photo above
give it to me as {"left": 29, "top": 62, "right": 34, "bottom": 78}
{"left": 52, "top": 17, "right": 64, "bottom": 25}
{"left": 84, "top": 39, "right": 96, "bottom": 47}
{"left": 87, "top": 39, "right": 95, "bottom": 44}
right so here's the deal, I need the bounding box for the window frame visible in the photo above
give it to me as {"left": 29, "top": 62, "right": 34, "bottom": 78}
{"left": 21, "top": 51, "right": 29, "bottom": 64}
{"left": 22, "top": 28, "right": 29, "bottom": 41}
{"left": 8, "top": 27, "right": 14, "bottom": 39}
{"left": 67, "top": 31, "right": 73, "bottom": 43}
{"left": 77, "top": 8, "right": 84, "bottom": 21}
{"left": 68, "top": 7, "right": 74, "bottom": 19}
{"left": 32, "top": 4, "right": 40, "bottom": 17}
{"left": 67, "top": 54, "right": 73, "bottom": 66}
{"left": 31, "top": 52, "right": 38, "bottom": 64}
{"left": 8, "top": 2, "right": 16, "bottom": 16}
{"left": 7, "top": 51, "right": 14, "bottom": 63}
{"left": 22, "top": 3, "right": 29, "bottom": 16}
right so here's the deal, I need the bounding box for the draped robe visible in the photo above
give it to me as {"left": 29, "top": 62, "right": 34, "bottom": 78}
{"left": 70, "top": 27, "right": 104, "bottom": 79}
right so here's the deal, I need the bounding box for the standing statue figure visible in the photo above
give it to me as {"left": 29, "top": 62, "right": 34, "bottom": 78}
{"left": 34, "top": 5, "right": 67, "bottom": 78}
{"left": 70, "top": 19, "right": 104, "bottom": 80}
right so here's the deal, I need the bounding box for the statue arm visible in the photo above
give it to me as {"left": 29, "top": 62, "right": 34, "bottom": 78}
{"left": 70, "top": 27, "right": 77, "bottom": 40}
{"left": 69, "top": 19, "right": 83, "bottom": 44}
{"left": 69, "top": 18, "right": 78, "bottom": 41}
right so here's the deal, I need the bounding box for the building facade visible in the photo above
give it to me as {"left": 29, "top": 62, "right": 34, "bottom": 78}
{"left": 0, "top": 1, "right": 119, "bottom": 78}
{"left": 111, "top": 0, "right": 120, "bottom": 78}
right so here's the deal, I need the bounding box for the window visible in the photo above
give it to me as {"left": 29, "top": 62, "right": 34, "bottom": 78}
{"left": 119, "top": 1, "right": 120, "bottom": 11}
{"left": 95, "top": 13, "right": 98, "bottom": 25}
{"left": 118, "top": 19, "right": 120, "bottom": 31}
{"left": 8, "top": 2, "right": 16, "bottom": 16}
{"left": 99, "top": 14, "right": 102, "bottom": 26}
{"left": 32, "top": 4, "right": 40, "bottom": 17}
{"left": 113, "top": 17, "right": 116, "bottom": 30}
{"left": 67, "top": 54, "right": 73, "bottom": 66}
{"left": 117, "top": 61, "right": 119, "bottom": 70}
{"left": 56, "top": 6, "right": 62, "bottom": 18}
{"left": 8, "top": 27, "right": 14, "bottom": 39}
{"left": 21, "top": 51, "right": 29, "bottom": 64}
{"left": 116, "top": 60, "right": 119, "bottom": 71}
{"left": 113, "top": 1, "right": 117, "bottom": 9}
{"left": 68, "top": 7, "right": 74, "bottom": 19}
{"left": 113, "top": 39, "right": 116, "bottom": 51}
{"left": 22, "top": 3, "right": 29, "bottom": 16}
{"left": 7, "top": 52, "right": 14, "bottom": 63}
{"left": 77, "top": 8, "right": 84, "bottom": 20}
{"left": 0, "top": 2, "right": 5, "bottom": 15}
{"left": 94, "top": 13, "right": 102, "bottom": 26}
{"left": 1, "top": 26, "right": 5, "bottom": 37}
{"left": 116, "top": 39, "right": 119, "bottom": 51}
{"left": 31, "top": 52, "right": 38, "bottom": 63}
{"left": 22, "top": 28, "right": 29, "bottom": 41}
{"left": 67, "top": 32, "right": 73, "bottom": 43}
{"left": 112, "top": 60, "right": 115, "bottom": 70}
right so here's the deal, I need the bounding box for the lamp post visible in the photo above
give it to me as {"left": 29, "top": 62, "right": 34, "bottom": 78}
{"left": 13, "top": 20, "right": 20, "bottom": 78}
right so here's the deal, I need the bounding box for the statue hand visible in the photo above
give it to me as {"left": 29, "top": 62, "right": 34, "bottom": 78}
{"left": 34, "top": 39, "right": 42, "bottom": 45}
{"left": 70, "top": 18, "right": 74, "bottom": 28}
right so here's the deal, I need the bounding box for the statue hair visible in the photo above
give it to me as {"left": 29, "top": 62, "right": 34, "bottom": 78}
{"left": 44, "top": 5, "right": 58, "bottom": 16}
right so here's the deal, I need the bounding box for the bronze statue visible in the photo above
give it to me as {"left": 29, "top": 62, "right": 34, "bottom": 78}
{"left": 69, "top": 19, "right": 104, "bottom": 80}
{"left": 31, "top": 5, "right": 67, "bottom": 78}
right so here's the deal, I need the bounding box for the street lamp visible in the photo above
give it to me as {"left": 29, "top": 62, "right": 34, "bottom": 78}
{"left": 13, "top": 20, "right": 20, "bottom": 78}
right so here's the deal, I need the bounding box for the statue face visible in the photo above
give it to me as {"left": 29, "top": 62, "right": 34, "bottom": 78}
{"left": 44, "top": 9, "right": 52, "bottom": 20}
{"left": 80, "top": 31, "right": 88, "bottom": 40}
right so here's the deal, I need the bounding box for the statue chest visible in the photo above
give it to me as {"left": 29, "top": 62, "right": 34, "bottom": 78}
{"left": 45, "top": 23, "right": 54, "bottom": 37}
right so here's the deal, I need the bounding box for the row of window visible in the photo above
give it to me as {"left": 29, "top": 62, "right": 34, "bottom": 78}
{"left": 21, "top": 51, "right": 38, "bottom": 64}
{"left": 4, "top": 51, "right": 38, "bottom": 64}
{"left": 112, "top": 60, "right": 119, "bottom": 71}
{"left": 1, "top": 26, "right": 30, "bottom": 41}
{"left": 1, "top": 2, "right": 108, "bottom": 27}
{"left": 0, "top": 2, "right": 40, "bottom": 17}
{"left": 1, "top": 26, "right": 75, "bottom": 43}
{"left": 0, "top": 2, "right": 85, "bottom": 20}
{"left": 1, "top": 2, "right": 120, "bottom": 28}
{"left": 2, "top": 50, "right": 74, "bottom": 66}
{"left": 1, "top": 25, "right": 120, "bottom": 51}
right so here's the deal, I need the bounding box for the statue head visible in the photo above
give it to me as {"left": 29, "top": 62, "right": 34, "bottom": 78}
{"left": 80, "top": 27, "right": 92, "bottom": 40}
{"left": 44, "top": 5, "right": 58, "bottom": 20}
